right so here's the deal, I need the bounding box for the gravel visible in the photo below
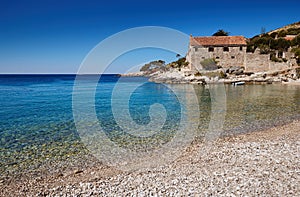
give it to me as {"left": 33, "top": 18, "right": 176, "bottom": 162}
{"left": 1, "top": 120, "right": 299, "bottom": 196}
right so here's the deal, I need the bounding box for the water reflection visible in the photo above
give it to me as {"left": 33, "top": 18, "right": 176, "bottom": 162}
{"left": 167, "top": 83, "right": 300, "bottom": 137}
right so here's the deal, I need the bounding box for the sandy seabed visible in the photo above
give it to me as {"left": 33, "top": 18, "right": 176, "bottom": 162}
{"left": 1, "top": 120, "right": 299, "bottom": 196}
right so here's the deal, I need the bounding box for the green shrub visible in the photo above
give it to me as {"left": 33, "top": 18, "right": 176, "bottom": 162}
{"left": 219, "top": 71, "right": 226, "bottom": 78}
{"left": 278, "top": 30, "right": 287, "bottom": 37}
{"left": 292, "top": 47, "right": 300, "bottom": 57}
{"left": 291, "top": 35, "right": 300, "bottom": 46}
{"left": 270, "top": 56, "right": 282, "bottom": 62}
{"left": 140, "top": 60, "right": 165, "bottom": 72}
{"left": 286, "top": 28, "right": 300, "bottom": 35}
{"left": 166, "top": 57, "right": 189, "bottom": 69}
{"left": 259, "top": 44, "right": 270, "bottom": 54}
{"left": 270, "top": 32, "right": 278, "bottom": 38}
{"left": 140, "top": 64, "right": 151, "bottom": 71}
{"left": 246, "top": 44, "right": 255, "bottom": 53}
{"left": 194, "top": 72, "right": 202, "bottom": 76}
{"left": 292, "top": 47, "right": 300, "bottom": 65}
{"left": 270, "top": 38, "right": 290, "bottom": 51}
{"left": 176, "top": 57, "right": 189, "bottom": 67}
{"left": 296, "top": 68, "right": 300, "bottom": 78}
{"left": 200, "top": 58, "right": 218, "bottom": 70}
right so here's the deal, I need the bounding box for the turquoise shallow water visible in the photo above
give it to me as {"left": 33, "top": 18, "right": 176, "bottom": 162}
{"left": 0, "top": 74, "right": 300, "bottom": 176}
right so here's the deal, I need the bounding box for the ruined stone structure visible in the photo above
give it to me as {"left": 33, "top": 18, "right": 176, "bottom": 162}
{"left": 245, "top": 48, "right": 296, "bottom": 72}
{"left": 186, "top": 35, "right": 297, "bottom": 72}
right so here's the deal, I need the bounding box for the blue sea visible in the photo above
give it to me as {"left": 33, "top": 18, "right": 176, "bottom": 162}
{"left": 0, "top": 74, "right": 300, "bottom": 177}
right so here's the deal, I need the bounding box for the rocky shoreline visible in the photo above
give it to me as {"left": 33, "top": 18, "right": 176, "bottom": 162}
{"left": 1, "top": 120, "right": 299, "bottom": 196}
{"left": 121, "top": 66, "right": 300, "bottom": 85}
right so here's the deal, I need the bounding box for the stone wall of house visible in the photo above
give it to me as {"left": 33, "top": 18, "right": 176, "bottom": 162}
{"left": 186, "top": 46, "right": 208, "bottom": 71}
{"left": 270, "top": 60, "right": 295, "bottom": 71}
{"left": 244, "top": 50, "right": 270, "bottom": 72}
{"left": 210, "top": 46, "right": 246, "bottom": 68}
{"left": 187, "top": 46, "right": 297, "bottom": 73}
{"left": 187, "top": 45, "right": 246, "bottom": 70}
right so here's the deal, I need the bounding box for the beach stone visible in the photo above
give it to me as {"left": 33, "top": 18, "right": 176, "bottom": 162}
{"left": 1, "top": 120, "right": 300, "bottom": 196}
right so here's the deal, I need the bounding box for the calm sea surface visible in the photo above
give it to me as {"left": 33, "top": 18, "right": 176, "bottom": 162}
{"left": 0, "top": 74, "right": 300, "bottom": 176}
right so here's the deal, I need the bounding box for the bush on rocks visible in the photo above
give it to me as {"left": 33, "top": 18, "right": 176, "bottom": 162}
{"left": 200, "top": 58, "right": 218, "bottom": 70}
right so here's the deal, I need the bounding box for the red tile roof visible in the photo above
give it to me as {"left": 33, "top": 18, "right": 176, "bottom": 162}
{"left": 284, "top": 35, "right": 296, "bottom": 41}
{"left": 190, "top": 36, "right": 247, "bottom": 46}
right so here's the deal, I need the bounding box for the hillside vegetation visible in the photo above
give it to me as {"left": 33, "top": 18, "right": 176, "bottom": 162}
{"left": 268, "top": 21, "right": 300, "bottom": 35}
{"left": 140, "top": 58, "right": 189, "bottom": 73}
{"left": 247, "top": 21, "right": 300, "bottom": 64}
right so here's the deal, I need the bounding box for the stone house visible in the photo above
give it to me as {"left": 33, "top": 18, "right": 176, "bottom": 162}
{"left": 186, "top": 35, "right": 247, "bottom": 70}
{"left": 186, "top": 35, "right": 297, "bottom": 72}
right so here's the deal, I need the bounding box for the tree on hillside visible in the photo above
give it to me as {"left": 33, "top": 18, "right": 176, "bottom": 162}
{"left": 140, "top": 60, "right": 165, "bottom": 72}
{"left": 212, "top": 29, "right": 229, "bottom": 36}
{"left": 270, "top": 38, "right": 290, "bottom": 51}
{"left": 261, "top": 27, "right": 266, "bottom": 34}
{"left": 291, "top": 35, "right": 300, "bottom": 46}
{"left": 270, "top": 32, "right": 278, "bottom": 39}
{"left": 278, "top": 30, "right": 287, "bottom": 38}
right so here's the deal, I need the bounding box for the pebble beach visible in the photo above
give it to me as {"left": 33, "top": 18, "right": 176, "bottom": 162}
{"left": 1, "top": 120, "right": 299, "bottom": 196}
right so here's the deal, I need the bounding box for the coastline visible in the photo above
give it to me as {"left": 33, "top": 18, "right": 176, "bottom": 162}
{"left": 120, "top": 66, "right": 300, "bottom": 85}
{"left": 1, "top": 119, "right": 299, "bottom": 196}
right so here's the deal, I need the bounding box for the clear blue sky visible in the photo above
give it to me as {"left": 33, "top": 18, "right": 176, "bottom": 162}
{"left": 0, "top": 0, "right": 299, "bottom": 74}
